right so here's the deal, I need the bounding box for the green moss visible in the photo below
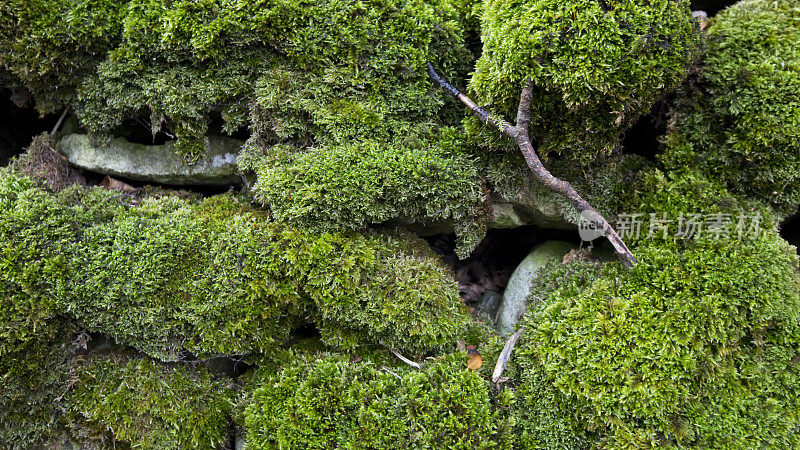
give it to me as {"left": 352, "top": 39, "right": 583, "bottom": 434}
{"left": 62, "top": 355, "right": 236, "bottom": 449}
{"left": 0, "top": 323, "right": 76, "bottom": 449}
{"left": 0, "top": 0, "right": 127, "bottom": 113}
{"left": 0, "top": 165, "right": 120, "bottom": 366}
{"left": 0, "top": 169, "right": 469, "bottom": 360}
{"left": 609, "top": 167, "right": 778, "bottom": 247}
{"left": 513, "top": 233, "right": 800, "bottom": 447}
{"left": 1, "top": 1, "right": 493, "bottom": 241}
{"left": 242, "top": 353, "right": 511, "bottom": 449}
{"left": 470, "top": 0, "right": 699, "bottom": 162}
{"left": 0, "top": 165, "right": 121, "bottom": 448}
{"left": 2, "top": 0, "right": 472, "bottom": 154}
{"left": 242, "top": 127, "right": 486, "bottom": 256}
{"left": 662, "top": 0, "right": 800, "bottom": 215}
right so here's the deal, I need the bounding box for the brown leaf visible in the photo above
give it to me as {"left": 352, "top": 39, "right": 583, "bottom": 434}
{"left": 102, "top": 176, "right": 138, "bottom": 194}
{"left": 467, "top": 354, "right": 483, "bottom": 371}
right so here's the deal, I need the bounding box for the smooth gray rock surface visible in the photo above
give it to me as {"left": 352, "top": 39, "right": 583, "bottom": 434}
{"left": 60, "top": 134, "right": 243, "bottom": 186}
{"left": 495, "top": 241, "right": 575, "bottom": 336}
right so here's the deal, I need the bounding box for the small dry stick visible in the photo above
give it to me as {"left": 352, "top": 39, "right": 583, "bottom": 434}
{"left": 492, "top": 328, "right": 524, "bottom": 383}
{"left": 391, "top": 350, "right": 421, "bottom": 370}
{"left": 428, "top": 64, "right": 637, "bottom": 268}
{"left": 380, "top": 366, "right": 402, "bottom": 380}
{"left": 50, "top": 107, "right": 69, "bottom": 136}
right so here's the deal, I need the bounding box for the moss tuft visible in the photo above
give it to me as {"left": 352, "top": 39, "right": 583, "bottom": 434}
{"left": 242, "top": 353, "right": 511, "bottom": 449}
{"left": 62, "top": 355, "right": 236, "bottom": 449}
{"left": 241, "top": 127, "right": 486, "bottom": 256}
{"left": 514, "top": 233, "right": 800, "bottom": 447}
{"left": 470, "top": 0, "right": 699, "bottom": 162}
{"left": 662, "top": 0, "right": 800, "bottom": 215}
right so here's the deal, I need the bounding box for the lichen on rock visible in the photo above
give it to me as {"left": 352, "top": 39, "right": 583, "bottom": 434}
{"left": 60, "top": 133, "right": 243, "bottom": 186}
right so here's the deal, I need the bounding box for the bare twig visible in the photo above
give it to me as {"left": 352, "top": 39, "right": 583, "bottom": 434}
{"left": 427, "top": 64, "right": 513, "bottom": 135}
{"left": 380, "top": 366, "right": 402, "bottom": 379}
{"left": 428, "top": 64, "right": 637, "bottom": 268}
{"left": 391, "top": 350, "right": 421, "bottom": 370}
{"left": 50, "top": 107, "right": 69, "bottom": 136}
{"left": 492, "top": 328, "right": 524, "bottom": 383}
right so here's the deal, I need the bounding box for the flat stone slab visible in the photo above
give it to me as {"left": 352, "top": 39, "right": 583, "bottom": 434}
{"left": 60, "top": 134, "right": 242, "bottom": 186}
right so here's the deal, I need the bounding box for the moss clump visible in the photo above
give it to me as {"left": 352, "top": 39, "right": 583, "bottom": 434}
{"left": 0, "top": 168, "right": 118, "bottom": 374}
{"left": 0, "top": 0, "right": 127, "bottom": 113}
{"left": 470, "top": 0, "right": 699, "bottom": 161}
{"left": 662, "top": 0, "right": 800, "bottom": 215}
{"left": 0, "top": 324, "right": 77, "bottom": 449}
{"left": 510, "top": 172, "right": 797, "bottom": 445}
{"left": 242, "top": 353, "right": 511, "bottom": 449}
{"left": 62, "top": 356, "right": 235, "bottom": 449}
{"left": 2, "top": 0, "right": 471, "bottom": 156}
{"left": 0, "top": 169, "right": 469, "bottom": 360}
{"left": 0, "top": 165, "right": 120, "bottom": 448}
{"left": 513, "top": 233, "right": 800, "bottom": 447}
{"left": 241, "top": 128, "right": 486, "bottom": 256}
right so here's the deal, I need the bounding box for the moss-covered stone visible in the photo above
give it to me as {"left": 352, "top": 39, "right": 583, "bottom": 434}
{"left": 1, "top": 0, "right": 472, "bottom": 157}
{"left": 470, "top": 0, "right": 700, "bottom": 162}
{"left": 0, "top": 168, "right": 470, "bottom": 361}
{"left": 512, "top": 197, "right": 800, "bottom": 446}
{"left": 662, "top": 0, "right": 800, "bottom": 215}
{"left": 62, "top": 355, "right": 236, "bottom": 449}
{"left": 240, "top": 127, "right": 486, "bottom": 257}
{"left": 60, "top": 133, "right": 242, "bottom": 185}
{"left": 241, "top": 353, "right": 512, "bottom": 449}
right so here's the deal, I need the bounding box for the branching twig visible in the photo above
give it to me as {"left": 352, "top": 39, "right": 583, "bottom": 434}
{"left": 492, "top": 328, "right": 524, "bottom": 383}
{"left": 428, "top": 64, "right": 637, "bottom": 268}
{"left": 391, "top": 350, "right": 421, "bottom": 370}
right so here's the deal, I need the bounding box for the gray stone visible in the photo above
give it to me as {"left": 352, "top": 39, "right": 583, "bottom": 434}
{"left": 488, "top": 177, "right": 579, "bottom": 231}
{"left": 495, "top": 241, "right": 575, "bottom": 336}
{"left": 60, "top": 134, "right": 243, "bottom": 186}
{"left": 235, "top": 431, "right": 245, "bottom": 450}
{"left": 476, "top": 290, "right": 503, "bottom": 319}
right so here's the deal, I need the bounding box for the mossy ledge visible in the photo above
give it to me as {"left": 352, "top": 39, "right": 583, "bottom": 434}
{"left": 0, "top": 167, "right": 471, "bottom": 362}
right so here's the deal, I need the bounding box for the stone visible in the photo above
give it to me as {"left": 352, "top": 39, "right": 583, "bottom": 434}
{"left": 60, "top": 134, "right": 243, "bottom": 186}
{"left": 489, "top": 195, "right": 575, "bottom": 231}
{"left": 476, "top": 290, "right": 503, "bottom": 319}
{"left": 495, "top": 241, "right": 575, "bottom": 336}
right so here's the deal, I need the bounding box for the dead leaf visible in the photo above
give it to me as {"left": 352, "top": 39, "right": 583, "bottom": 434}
{"left": 562, "top": 249, "right": 584, "bottom": 265}
{"left": 467, "top": 354, "right": 483, "bottom": 371}
{"left": 102, "top": 176, "right": 137, "bottom": 194}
